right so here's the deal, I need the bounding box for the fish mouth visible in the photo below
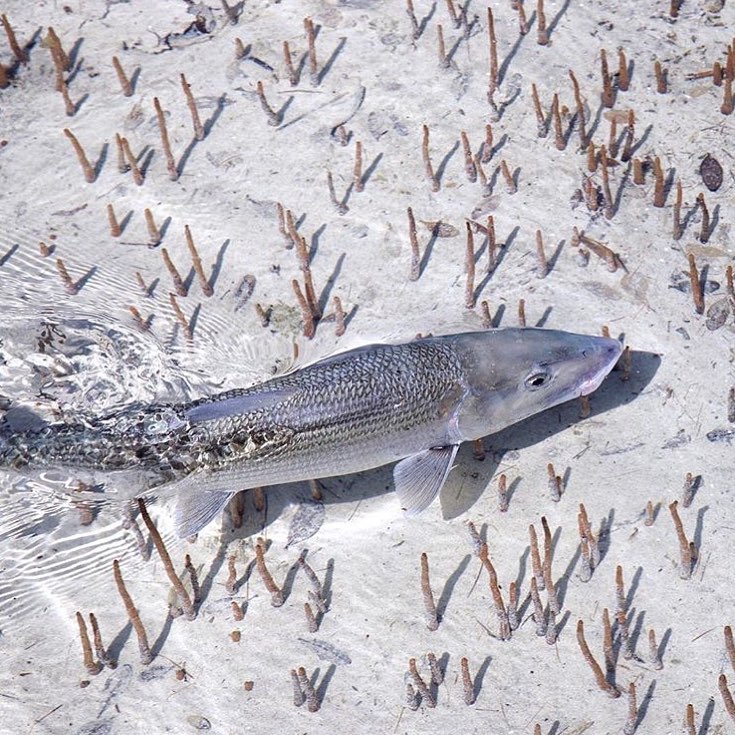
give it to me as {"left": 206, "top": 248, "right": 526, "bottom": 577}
{"left": 578, "top": 338, "right": 623, "bottom": 396}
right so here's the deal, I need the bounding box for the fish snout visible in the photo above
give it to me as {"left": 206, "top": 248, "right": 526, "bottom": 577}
{"left": 578, "top": 337, "right": 623, "bottom": 396}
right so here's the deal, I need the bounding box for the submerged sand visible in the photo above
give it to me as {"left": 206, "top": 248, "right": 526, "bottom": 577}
{"left": 0, "top": 1, "right": 734, "bottom": 733}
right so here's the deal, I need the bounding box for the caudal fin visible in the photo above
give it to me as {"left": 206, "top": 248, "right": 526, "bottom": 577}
{"left": 0, "top": 417, "right": 10, "bottom": 467}
{"left": 0, "top": 401, "right": 51, "bottom": 468}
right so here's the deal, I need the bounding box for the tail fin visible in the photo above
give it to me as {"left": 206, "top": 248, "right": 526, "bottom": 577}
{"left": 0, "top": 407, "right": 9, "bottom": 466}
{"left": 0, "top": 402, "right": 49, "bottom": 467}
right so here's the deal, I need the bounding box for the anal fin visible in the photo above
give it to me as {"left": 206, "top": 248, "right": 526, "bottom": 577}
{"left": 140, "top": 472, "right": 236, "bottom": 538}
{"left": 393, "top": 445, "right": 459, "bottom": 517}
{"left": 173, "top": 489, "right": 236, "bottom": 539}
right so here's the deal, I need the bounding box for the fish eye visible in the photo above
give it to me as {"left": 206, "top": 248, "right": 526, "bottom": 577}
{"left": 524, "top": 370, "right": 551, "bottom": 391}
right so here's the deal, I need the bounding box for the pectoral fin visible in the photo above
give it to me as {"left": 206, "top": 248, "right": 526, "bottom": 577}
{"left": 393, "top": 445, "right": 459, "bottom": 516}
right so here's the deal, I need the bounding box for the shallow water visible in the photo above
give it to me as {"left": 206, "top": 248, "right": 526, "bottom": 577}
{"left": 1, "top": 0, "right": 733, "bottom": 730}
{"left": 0, "top": 238, "right": 273, "bottom": 626}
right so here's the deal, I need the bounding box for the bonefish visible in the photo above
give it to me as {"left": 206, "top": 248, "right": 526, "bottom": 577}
{"left": 0, "top": 328, "right": 622, "bottom": 537}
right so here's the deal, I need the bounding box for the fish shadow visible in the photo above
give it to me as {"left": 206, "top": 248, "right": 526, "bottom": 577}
{"left": 226, "top": 468, "right": 400, "bottom": 541}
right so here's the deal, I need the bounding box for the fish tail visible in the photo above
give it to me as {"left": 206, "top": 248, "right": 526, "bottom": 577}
{"left": 0, "top": 413, "right": 10, "bottom": 465}
{"left": 0, "top": 422, "right": 22, "bottom": 468}
{"left": 0, "top": 433, "right": 20, "bottom": 470}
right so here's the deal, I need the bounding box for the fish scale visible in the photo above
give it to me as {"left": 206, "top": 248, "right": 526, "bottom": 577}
{"left": 175, "top": 339, "right": 467, "bottom": 481}
{"left": 0, "top": 328, "right": 622, "bottom": 537}
{"left": 1, "top": 340, "right": 465, "bottom": 478}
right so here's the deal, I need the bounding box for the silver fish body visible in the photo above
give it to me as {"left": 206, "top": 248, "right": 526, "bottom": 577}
{"left": 0, "top": 328, "right": 622, "bottom": 536}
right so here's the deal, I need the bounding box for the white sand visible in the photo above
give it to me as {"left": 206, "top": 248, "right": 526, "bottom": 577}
{"left": 0, "top": 1, "right": 733, "bottom": 733}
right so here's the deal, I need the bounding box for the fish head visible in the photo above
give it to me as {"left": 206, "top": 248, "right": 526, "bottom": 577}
{"left": 452, "top": 328, "right": 622, "bottom": 438}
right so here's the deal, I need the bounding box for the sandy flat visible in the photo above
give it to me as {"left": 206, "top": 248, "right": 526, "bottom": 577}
{"left": 0, "top": 1, "right": 733, "bottom": 733}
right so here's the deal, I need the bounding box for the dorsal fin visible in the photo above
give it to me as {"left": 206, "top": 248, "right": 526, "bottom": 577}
{"left": 185, "top": 387, "right": 296, "bottom": 423}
